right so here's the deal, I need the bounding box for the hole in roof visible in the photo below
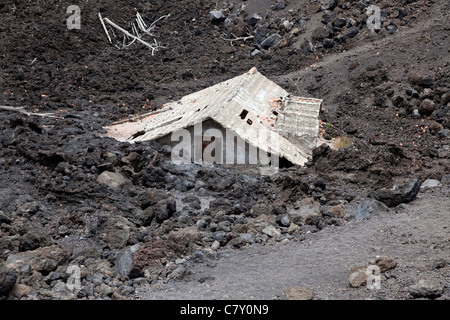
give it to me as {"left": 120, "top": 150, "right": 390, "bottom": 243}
{"left": 239, "top": 109, "right": 248, "bottom": 120}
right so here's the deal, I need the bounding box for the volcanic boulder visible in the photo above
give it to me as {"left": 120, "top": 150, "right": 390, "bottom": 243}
{"left": 368, "top": 178, "right": 421, "bottom": 207}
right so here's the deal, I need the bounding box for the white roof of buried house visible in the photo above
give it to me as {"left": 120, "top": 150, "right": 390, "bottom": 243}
{"left": 104, "top": 68, "right": 323, "bottom": 166}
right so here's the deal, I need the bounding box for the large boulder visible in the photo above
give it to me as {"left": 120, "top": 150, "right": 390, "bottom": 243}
{"left": 368, "top": 178, "right": 421, "bottom": 207}
{"left": 168, "top": 226, "right": 203, "bottom": 247}
{"left": 0, "top": 266, "right": 17, "bottom": 296}
{"left": 5, "top": 245, "right": 71, "bottom": 273}
{"left": 352, "top": 198, "right": 389, "bottom": 220}
{"left": 289, "top": 198, "right": 321, "bottom": 225}
{"left": 408, "top": 279, "right": 444, "bottom": 299}
{"left": 97, "top": 215, "right": 133, "bottom": 250}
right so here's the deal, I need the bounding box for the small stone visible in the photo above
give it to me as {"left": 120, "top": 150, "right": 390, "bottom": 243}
{"left": 211, "top": 240, "right": 220, "bottom": 251}
{"left": 16, "top": 201, "right": 41, "bottom": 216}
{"left": 408, "top": 279, "right": 444, "bottom": 299}
{"left": 429, "top": 122, "right": 444, "bottom": 135}
{"left": 406, "top": 87, "right": 419, "bottom": 98}
{"left": 247, "top": 13, "right": 262, "bottom": 26}
{"left": 97, "top": 216, "right": 132, "bottom": 250}
{"left": 111, "top": 292, "right": 128, "bottom": 300}
{"left": 154, "top": 198, "right": 177, "bottom": 223}
{"left": 273, "top": 0, "right": 286, "bottom": 11}
{"left": 284, "top": 286, "right": 313, "bottom": 300}
{"left": 262, "top": 225, "right": 281, "bottom": 238}
{"left": 44, "top": 271, "right": 61, "bottom": 283}
{"left": 323, "top": 38, "right": 334, "bottom": 48}
{"left": 333, "top": 17, "right": 347, "bottom": 28}
{"left": 375, "top": 255, "right": 397, "bottom": 272}
{"left": 209, "top": 10, "right": 225, "bottom": 23}
{"left": 345, "top": 27, "right": 359, "bottom": 38}
{"left": 408, "top": 72, "right": 434, "bottom": 87}
{"left": 19, "top": 230, "right": 52, "bottom": 252}
{"left": 0, "top": 211, "right": 11, "bottom": 224}
{"left": 287, "top": 223, "right": 300, "bottom": 234}
{"left": 196, "top": 219, "right": 207, "bottom": 229}
{"left": 305, "top": 212, "right": 320, "bottom": 226}
{"left": 261, "top": 34, "right": 283, "bottom": 49}
{"left": 85, "top": 273, "right": 102, "bottom": 287}
{"left": 169, "top": 266, "right": 190, "bottom": 280}
{"left": 320, "top": 0, "right": 337, "bottom": 11}
{"left": 251, "top": 49, "right": 262, "bottom": 56}
{"left": 441, "top": 91, "right": 450, "bottom": 104}
{"left": 438, "top": 129, "right": 449, "bottom": 140}
{"left": 52, "top": 281, "right": 73, "bottom": 299}
{"left": 418, "top": 99, "right": 435, "bottom": 116}
{"left": 9, "top": 283, "right": 32, "bottom": 298}
{"left": 0, "top": 267, "right": 17, "bottom": 296}
{"left": 276, "top": 214, "right": 291, "bottom": 227}
{"left": 329, "top": 204, "right": 345, "bottom": 218}
{"left": 97, "top": 171, "right": 128, "bottom": 189}
{"left": 422, "top": 88, "right": 434, "bottom": 98}
{"left": 168, "top": 226, "right": 203, "bottom": 246}
{"left": 348, "top": 266, "right": 369, "bottom": 287}
{"left": 432, "top": 259, "right": 447, "bottom": 270}
{"left": 441, "top": 174, "right": 450, "bottom": 185}
{"left": 281, "top": 20, "right": 293, "bottom": 31}
{"left": 96, "top": 283, "right": 114, "bottom": 297}
{"left": 290, "top": 197, "right": 321, "bottom": 225}
{"left": 386, "top": 24, "right": 397, "bottom": 34}
{"left": 420, "top": 179, "right": 442, "bottom": 191}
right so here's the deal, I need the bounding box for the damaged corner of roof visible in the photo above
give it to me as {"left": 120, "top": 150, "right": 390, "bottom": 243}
{"left": 103, "top": 67, "right": 323, "bottom": 167}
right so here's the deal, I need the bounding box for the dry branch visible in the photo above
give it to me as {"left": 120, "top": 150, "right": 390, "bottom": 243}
{"left": 99, "top": 12, "right": 170, "bottom": 55}
{"left": 0, "top": 106, "right": 59, "bottom": 118}
{"left": 98, "top": 13, "right": 112, "bottom": 44}
{"left": 221, "top": 33, "right": 254, "bottom": 46}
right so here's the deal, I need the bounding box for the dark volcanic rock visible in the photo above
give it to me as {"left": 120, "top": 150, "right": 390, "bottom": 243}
{"left": 418, "top": 99, "right": 435, "bottom": 116}
{"left": 97, "top": 215, "right": 133, "bottom": 250}
{"left": 209, "top": 10, "right": 225, "bottom": 23}
{"left": 408, "top": 72, "right": 434, "bottom": 87}
{"left": 115, "top": 246, "right": 141, "bottom": 278}
{"left": 408, "top": 279, "right": 444, "bottom": 299}
{"left": 352, "top": 198, "right": 389, "bottom": 220}
{"left": 0, "top": 266, "right": 17, "bottom": 296}
{"left": 19, "top": 229, "right": 53, "bottom": 252}
{"left": 154, "top": 198, "right": 177, "bottom": 223}
{"left": 261, "top": 34, "right": 283, "bottom": 49}
{"left": 5, "top": 245, "right": 71, "bottom": 273}
{"left": 368, "top": 178, "right": 421, "bottom": 207}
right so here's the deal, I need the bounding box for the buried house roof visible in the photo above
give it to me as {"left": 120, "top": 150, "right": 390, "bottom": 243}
{"left": 104, "top": 67, "right": 322, "bottom": 166}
